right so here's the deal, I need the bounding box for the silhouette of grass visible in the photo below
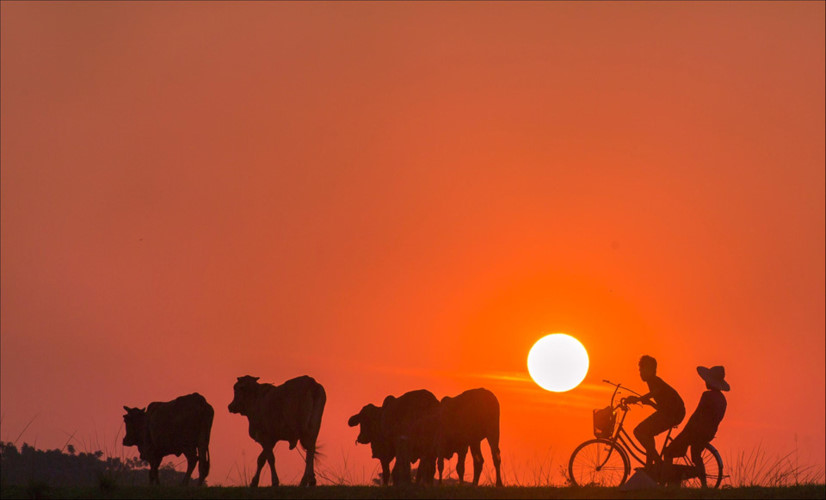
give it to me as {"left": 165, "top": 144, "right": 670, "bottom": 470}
{"left": 726, "top": 443, "right": 825, "bottom": 487}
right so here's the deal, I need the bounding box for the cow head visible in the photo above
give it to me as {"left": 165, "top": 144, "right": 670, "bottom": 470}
{"left": 228, "top": 375, "right": 260, "bottom": 415}
{"left": 122, "top": 406, "right": 147, "bottom": 448}
{"left": 348, "top": 403, "right": 382, "bottom": 445}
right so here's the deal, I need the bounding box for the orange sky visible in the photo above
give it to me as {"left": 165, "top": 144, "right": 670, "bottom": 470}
{"left": 1, "top": 1, "right": 824, "bottom": 486}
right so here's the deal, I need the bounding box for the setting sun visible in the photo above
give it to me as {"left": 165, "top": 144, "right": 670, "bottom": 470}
{"left": 527, "top": 334, "right": 589, "bottom": 392}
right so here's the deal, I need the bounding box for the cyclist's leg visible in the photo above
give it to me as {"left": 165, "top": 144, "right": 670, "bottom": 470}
{"left": 633, "top": 417, "right": 657, "bottom": 468}
{"left": 634, "top": 412, "right": 673, "bottom": 470}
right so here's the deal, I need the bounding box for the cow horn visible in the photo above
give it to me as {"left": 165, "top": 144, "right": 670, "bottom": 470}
{"left": 123, "top": 406, "right": 130, "bottom": 412}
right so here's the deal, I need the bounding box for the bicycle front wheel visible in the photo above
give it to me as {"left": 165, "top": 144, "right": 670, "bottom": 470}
{"left": 568, "top": 438, "right": 630, "bottom": 487}
{"left": 679, "top": 443, "right": 723, "bottom": 489}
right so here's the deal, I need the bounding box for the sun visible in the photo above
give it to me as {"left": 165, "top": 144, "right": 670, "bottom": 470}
{"left": 527, "top": 333, "right": 589, "bottom": 392}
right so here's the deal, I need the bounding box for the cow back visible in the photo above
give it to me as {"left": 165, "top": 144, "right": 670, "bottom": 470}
{"left": 249, "top": 375, "right": 325, "bottom": 445}
{"left": 380, "top": 389, "right": 439, "bottom": 439}
{"left": 439, "top": 388, "right": 499, "bottom": 450}
{"left": 146, "top": 393, "right": 214, "bottom": 457}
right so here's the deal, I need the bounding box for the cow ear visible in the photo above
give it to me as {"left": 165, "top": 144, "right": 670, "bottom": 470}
{"left": 123, "top": 406, "right": 130, "bottom": 412}
{"left": 347, "top": 414, "right": 360, "bottom": 427}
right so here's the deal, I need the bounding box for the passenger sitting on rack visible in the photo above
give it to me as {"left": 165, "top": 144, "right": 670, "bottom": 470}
{"left": 625, "top": 355, "right": 686, "bottom": 473}
{"left": 662, "top": 365, "right": 729, "bottom": 488}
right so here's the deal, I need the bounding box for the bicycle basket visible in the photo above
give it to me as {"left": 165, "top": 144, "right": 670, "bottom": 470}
{"left": 593, "top": 406, "right": 616, "bottom": 439}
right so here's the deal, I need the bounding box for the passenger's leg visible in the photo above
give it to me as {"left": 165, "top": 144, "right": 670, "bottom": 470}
{"left": 690, "top": 442, "right": 708, "bottom": 488}
{"left": 662, "top": 432, "right": 690, "bottom": 487}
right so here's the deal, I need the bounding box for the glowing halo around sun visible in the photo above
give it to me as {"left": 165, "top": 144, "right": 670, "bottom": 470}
{"left": 527, "top": 333, "right": 590, "bottom": 392}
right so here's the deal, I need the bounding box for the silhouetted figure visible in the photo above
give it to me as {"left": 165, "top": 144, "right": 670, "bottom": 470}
{"left": 625, "top": 355, "right": 686, "bottom": 471}
{"left": 228, "top": 375, "right": 326, "bottom": 487}
{"left": 435, "top": 388, "right": 503, "bottom": 487}
{"left": 348, "top": 389, "right": 439, "bottom": 485}
{"left": 663, "top": 366, "right": 729, "bottom": 488}
{"left": 122, "top": 393, "right": 214, "bottom": 485}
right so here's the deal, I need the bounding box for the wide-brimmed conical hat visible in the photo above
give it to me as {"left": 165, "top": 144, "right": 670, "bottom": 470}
{"left": 697, "top": 366, "right": 730, "bottom": 391}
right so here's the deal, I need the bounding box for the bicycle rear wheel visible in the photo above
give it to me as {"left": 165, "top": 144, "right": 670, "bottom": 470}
{"left": 678, "top": 443, "right": 723, "bottom": 488}
{"left": 568, "top": 438, "right": 630, "bottom": 487}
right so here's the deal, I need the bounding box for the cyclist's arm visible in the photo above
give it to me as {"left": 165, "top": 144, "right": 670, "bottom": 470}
{"left": 627, "top": 392, "right": 652, "bottom": 405}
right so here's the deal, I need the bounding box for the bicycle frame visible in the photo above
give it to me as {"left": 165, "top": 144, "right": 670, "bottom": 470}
{"left": 600, "top": 380, "right": 673, "bottom": 467}
{"left": 610, "top": 404, "right": 673, "bottom": 466}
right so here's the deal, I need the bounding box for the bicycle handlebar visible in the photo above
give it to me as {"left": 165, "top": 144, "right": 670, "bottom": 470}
{"left": 603, "top": 379, "right": 643, "bottom": 397}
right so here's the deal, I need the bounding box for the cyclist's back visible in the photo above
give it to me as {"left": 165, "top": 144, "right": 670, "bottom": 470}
{"left": 644, "top": 375, "right": 686, "bottom": 420}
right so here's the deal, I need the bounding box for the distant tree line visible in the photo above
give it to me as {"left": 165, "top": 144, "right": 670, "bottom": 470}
{"left": 0, "top": 441, "right": 189, "bottom": 490}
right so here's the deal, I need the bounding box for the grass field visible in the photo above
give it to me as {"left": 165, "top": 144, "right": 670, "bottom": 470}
{"left": 1, "top": 484, "right": 825, "bottom": 499}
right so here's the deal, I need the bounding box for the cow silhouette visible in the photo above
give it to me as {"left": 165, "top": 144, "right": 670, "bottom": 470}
{"left": 436, "top": 388, "right": 503, "bottom": 487}
{"left": 348, "top": 389, "right": 439, "bottom": 485}
{"left": 228, "top": 375, "right": 326, "bottom": 487}
{"left": 122, "top": 392, "right": 213, "bottom": 485}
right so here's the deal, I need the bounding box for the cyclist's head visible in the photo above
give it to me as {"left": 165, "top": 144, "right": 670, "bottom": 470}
{"left": 638, "top": 355, "right": 657, "bottom": 381}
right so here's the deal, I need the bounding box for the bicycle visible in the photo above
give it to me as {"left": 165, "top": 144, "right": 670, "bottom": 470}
{"left": 567, "top": 379, "right": 724, "bottom": 488}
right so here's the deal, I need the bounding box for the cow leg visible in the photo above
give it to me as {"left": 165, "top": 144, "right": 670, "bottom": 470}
{"left": 250, "top": 449, "right": 268, "bottom": 487}
{"left": 456, "top": 447, "right": 468, "bottom": 484}
{"left": 149, "top": 458, "right": 162, "bottom": 485}
{"left": 414, "top": 458, "right": 432, "bottom": 485}
{"left": 421, "top": 456, "right": 436, "bottom": 486}
{"left": 390, "top": 461, "right": 399, "bottom": 485}
{"left": 394, "top": 439, "right": 412, "bottom": 485}
{"left": 437, "top": 457, "right": 444, "bottom": 485}
{"left": 470, "top": 441, "right": 485, "bottom": 485}
{"left": 381, "top": 459, "right": 391, "bottom": 486}
{"left": 300, "top": 382, "right": 324, "bottom": 487}
{"left": 197, "top": 445, "right": 210, "bottom": 486}
{"left": 265, "top": 448, "right": 279, "bottom": 487}
{"left": 183, "top": 450, "right": 197, "bottom": 485}
{"left": 391, "top": 459, "right": 411, "bottom": 485}
{"left": 299, "top": 443, "right": 316, "bottom": 486}
{"left": 488, "top": 433, "right": 503, "bottom": 487}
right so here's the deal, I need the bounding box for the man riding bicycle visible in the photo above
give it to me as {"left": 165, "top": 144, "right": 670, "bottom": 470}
{"left": 625, "top": 355, "right": 686, "bottom": 476}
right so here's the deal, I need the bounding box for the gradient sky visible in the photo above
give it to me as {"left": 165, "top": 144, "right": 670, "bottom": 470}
{"left": 2, "top": 1, "right": 824, "bottom": 486}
